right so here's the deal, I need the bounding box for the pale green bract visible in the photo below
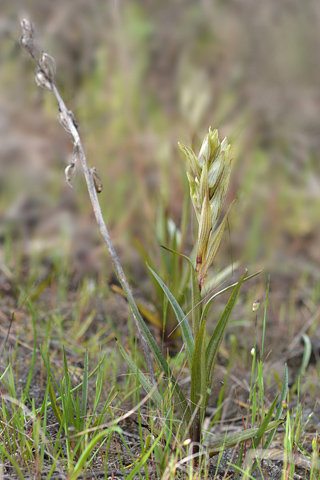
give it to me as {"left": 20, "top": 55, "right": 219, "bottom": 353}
{"left": 179, "top": 128, "right": 233, "bottom": 290}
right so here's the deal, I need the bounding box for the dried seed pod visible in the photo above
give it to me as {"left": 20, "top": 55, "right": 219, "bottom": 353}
{"left": 21, "top": 18, "right": 34, "bottom": 35}
{"left": 40, "top": 52, "right": 56, "bottom": 81}
{"left": 64, "top": 144, "right": 80, "bottom": 187}
{"left": 65, "top": 163, "right": 76, "bottom": 188}
{"left": 35, "top": 69, "right": 52, "bottom": 91}
{"left": 91, "top": 167, "right": 103, "bottom": 193}
{"left": 20, "top": 19, "right": 35, "bottom": 56}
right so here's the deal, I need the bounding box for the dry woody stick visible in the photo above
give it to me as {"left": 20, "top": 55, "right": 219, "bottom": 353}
{"left": 20, "top": 19, "right": 156, "bottom": 385}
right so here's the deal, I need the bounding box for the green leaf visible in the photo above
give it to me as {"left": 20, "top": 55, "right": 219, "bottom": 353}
{"left": 24, "top": 301, "right": 37, "bottom": 399}
{"left": 80, "top": 349, "right": 89, "bottom": 430}
{"left": 39, "top": 348, "right": 106, "bottom": 415}
{"left": 146, "top": 264, "right": 194, "bottom": 368}
{"left": 49, "top": 379, "right": 63, "bottom": 425}
{"left": 61, "top": 350, "right": 75, "bottom": 429}
{"left": 69, "top": 427, "right": 121, "bottom": 480}
{"left": 0, "top": 443, "right": 25, "bottom": 480}
{"left": 159, "top": 245, "right": 202, "bottom": 339}
{"left": 208, "top": 419, "right": 284, "bottom": 456}
{"left": 202, "top": 270, "right": 261, "bottom": 320}
{"left": 300, "top": 333, "right": 312, "bottom": 377}
{"left": 115, "top": 271, "right": 191, "bottom": 426}
{"left": 191, "top": 263, "right": 202, "bottom": 339}
{"left": 190, "top": 318, "right": 207, "bottom": 444}
{"left": 116, "top": 339, "right": 163, "bottom": 410}
{"left": 250, "top": 395, "right": 279, "bottom": 450}
{"left": 206, "top": 270, "right": 247, "bottom": 393}
{"left": 251, "top": 365, "right": 288, "bottom": 473}
{"left": 40, "top": 347, "right": 61, "bottom": 394}
{"left": 124, "top": 430, "right": 163, "bottom": 480}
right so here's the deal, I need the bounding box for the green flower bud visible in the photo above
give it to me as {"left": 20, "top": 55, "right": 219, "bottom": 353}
{"left": 179, "top": 128, "right": 234, "bottom": 289}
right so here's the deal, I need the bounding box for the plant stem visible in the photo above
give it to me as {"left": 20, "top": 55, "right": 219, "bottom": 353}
{"left": 52, "top": 84, "right": 156, "bottom": 384}
{"left": 20, "top": 24, "right": 156, "bottom": 385}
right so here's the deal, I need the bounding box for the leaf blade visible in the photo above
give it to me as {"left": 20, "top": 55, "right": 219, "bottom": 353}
{"left": 147, "top": 264, "right": 194, "bottom": 368}
{"left": 205, "top": 270, "right": 247, "bottom": 393}
{"left": 190, "top": 318, "right": 207, "bottom": 444}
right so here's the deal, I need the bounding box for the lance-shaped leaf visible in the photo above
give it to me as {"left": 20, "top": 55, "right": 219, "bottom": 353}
{"left": 202, "top": 270, "right": 262, "bottom": 307}
{"left": 190, "top": 318, "right": 207, "bottom": 445}
{"left": 147, "top": 264, "right": 194, "bottom": 368}
{"left": 206, "top": 270, "right": 247, "bottom": 394}
{"left": 159, "top": 245, "right": 202, "bottom": 339}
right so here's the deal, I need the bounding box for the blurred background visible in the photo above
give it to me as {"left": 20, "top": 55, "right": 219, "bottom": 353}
{"left": 1, "top": 0, "right": 320, "bottom": 331}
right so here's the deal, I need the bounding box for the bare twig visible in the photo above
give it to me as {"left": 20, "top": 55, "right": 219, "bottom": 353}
{"left": 20, "top": 19, "right": 156, "bottom": 384}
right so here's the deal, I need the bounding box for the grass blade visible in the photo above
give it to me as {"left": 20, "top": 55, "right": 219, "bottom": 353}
{"left": 125, "top": 432, "right": 163, "bottom": 480}
{"left": 38, "top": 347, "right": 106, "bottom": 414}
{"left": 251, "top": 364, "right": 288, "bottom": 472}
{"left": 206, "top": 270, "right": 247, "bottom": 391}
{"left": 69, "top": 427, "right": 121, "bottom": 480}
{"left": 116, "top": 339, "right": 163, "bottom": 409}
{"left": 24, "top": 301, "right": 37, "bottom": 398}
{"left": 48, "top": 379, "right": 63, "bottom": 425}
{"left": 0, "top": 444, "right": 25, "bottom": 480}
{"left": 250, "top": 394, "right": 279, "bottom": 450}
{"left": 80, "top": 349, "right": 89, "bottom": 430}
{"left": 208, "top": 419, "right": 284, "bottom": 456}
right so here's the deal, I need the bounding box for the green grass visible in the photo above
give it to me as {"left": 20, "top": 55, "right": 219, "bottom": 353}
{"left": 0, "top": 239, "right": 318, "bottom": 478}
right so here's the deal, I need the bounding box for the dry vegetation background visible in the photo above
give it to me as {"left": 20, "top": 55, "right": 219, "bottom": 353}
{"left": 0, "top": 0, "right": 320, "bottom": 421}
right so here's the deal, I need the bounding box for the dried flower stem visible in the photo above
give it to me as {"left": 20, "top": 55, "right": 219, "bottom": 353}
{"left": 20, "top": 20, "right": 156, "bottom": 384}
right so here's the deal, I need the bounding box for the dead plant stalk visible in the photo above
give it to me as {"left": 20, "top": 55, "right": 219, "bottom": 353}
{"left": 19, "top": 18, "right": 156, "bottom": 385}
